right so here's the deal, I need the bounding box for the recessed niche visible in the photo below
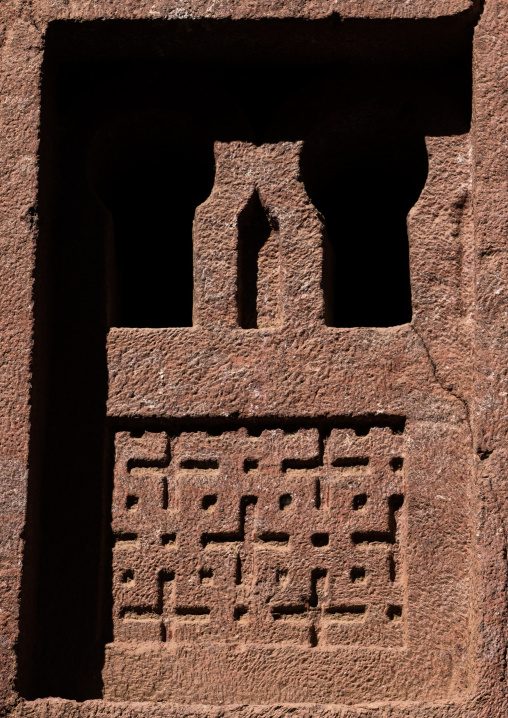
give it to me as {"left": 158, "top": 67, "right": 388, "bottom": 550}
{"left": 18, "top": 17, "right": 474, "bottom": 702}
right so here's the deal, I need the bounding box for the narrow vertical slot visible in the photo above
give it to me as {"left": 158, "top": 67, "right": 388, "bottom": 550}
{"left": 237, "top": 191, "right": 273, "bottom": 329}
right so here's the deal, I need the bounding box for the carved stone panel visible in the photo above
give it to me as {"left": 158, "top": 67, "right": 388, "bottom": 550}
{"left": 111, "top": 426, "right": 405, "bottom": 648}
{"left": 99, "top": 136, "right": 475, "bottom": 704}
{"left": 104, "top": 418, "right": 472, "bottom": 703}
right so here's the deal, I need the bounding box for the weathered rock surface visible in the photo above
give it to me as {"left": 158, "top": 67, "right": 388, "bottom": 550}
{"left": 1, "top": 0, "right": 507, "bottom": 716}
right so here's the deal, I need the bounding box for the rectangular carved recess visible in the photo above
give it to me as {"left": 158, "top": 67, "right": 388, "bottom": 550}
{"left": 111, "top": 421, "right": 406, "bottom": 650}
{"left": 17, "top": 14, "right": 476, "bottom": 706}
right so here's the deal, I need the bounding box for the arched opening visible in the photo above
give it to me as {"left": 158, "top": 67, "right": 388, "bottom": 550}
{"left": 91, "top": 111, "right": 216, "bottom": 328}
{"left": 237, "top": 190, "right": 280, "bottom": 329}
{"left": 302, "top": 123, "right": 428, "bottom": 328}
{"left": 312, "top": 137, "right": 428, "bottom": 327}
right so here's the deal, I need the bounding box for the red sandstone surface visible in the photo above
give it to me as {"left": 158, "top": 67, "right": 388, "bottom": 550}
{"left": 1, "top": 1, "right": 508, "bottom": 716}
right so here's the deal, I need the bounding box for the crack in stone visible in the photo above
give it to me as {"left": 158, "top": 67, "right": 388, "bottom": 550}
{"left": 412, "top": 324, "right": 471, "bottom": 428}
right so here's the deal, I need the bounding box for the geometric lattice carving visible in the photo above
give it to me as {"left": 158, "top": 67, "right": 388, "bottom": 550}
{"left": 112, "top": 424, "right": 405, "bottom": 647}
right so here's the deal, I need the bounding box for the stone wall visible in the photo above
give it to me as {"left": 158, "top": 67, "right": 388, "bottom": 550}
{"left": 1, "top": 0, "right": 507, "bottom": 715}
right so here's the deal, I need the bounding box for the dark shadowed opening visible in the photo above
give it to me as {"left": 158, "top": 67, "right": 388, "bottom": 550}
{"left": 296, "top": 61, "right": 471, "bottom": 327}
{"left": 91, "top": 110, "right": 217, "bottom": 328}
{"left": 308, "top": 138, "right": 428, "bottom": 327}
{"left": 237, "top": 191, "right": 273, "bottom": 329}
